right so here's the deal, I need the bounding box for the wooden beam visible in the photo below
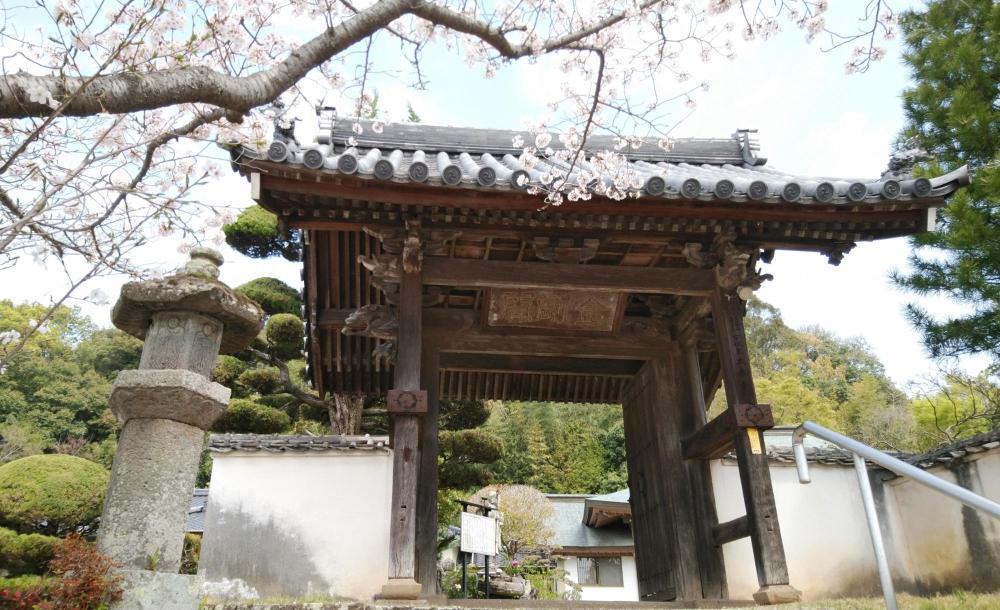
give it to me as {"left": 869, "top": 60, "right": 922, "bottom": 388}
{"left": 318, "top": 308, "right": 669, "bottom": 360}
{"left": 679, "top": 345, "right": 727, "bottom": 598}
{"left": 713, "top": 516, "right": 750, "bottom": 546}
{"left": 711, "top": 288, "right": 797, "bottom": 600}
{"left": 681, "top": 403, "right": 774, "bottom": 460}
{"left": 422, "top": 258, "right": 714, "bottom": 295}
{"left": 439, "top": 353, "right": 643, "bottom": 376}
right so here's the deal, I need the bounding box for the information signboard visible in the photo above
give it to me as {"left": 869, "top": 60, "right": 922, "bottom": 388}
{"left": 460, "top": 511, "right": 498, "bottom": 556}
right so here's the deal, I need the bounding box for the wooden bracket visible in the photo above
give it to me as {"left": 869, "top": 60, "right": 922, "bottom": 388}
{"left": 681, "top": 403, "right": 774, "bottom": 460}
{"left": 712, "top": 515, "right": 751, "bottom": 546}
{"left": 387, "top": 389, "right": 428, "bottom": 415}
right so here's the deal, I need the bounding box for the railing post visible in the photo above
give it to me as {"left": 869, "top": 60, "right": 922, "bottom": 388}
{"left": 852, "top": 453, "right": 898, "bottom": 610}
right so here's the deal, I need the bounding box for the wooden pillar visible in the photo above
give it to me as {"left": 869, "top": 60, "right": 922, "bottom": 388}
{"left": 710, "top": 288, "right": 801, "bottom": 604}
{"left": 415, "top": 342, "right": 440, "bottom": 596}
{"left": 679, "top": 345, "right": 727, "bottom": 599}
{"left": 622, "top": 349, "right": 706, "bottom": 601}
{"left": 381, "top": 262, "right": 425, "bottom": 600}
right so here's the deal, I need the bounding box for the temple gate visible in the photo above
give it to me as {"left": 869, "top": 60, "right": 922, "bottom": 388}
{"left": 231, "top": 119, "right": 967, "bottom": 603}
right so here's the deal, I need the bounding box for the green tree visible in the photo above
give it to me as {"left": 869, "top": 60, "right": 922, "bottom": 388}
{"left": 0, "top": 303, "right": 117, "bottom": 447}
{"left": 909, "top": 369, "right": 1000, "bottom": 449}
{"left": 892, "top": 0, "right": 1000, "bottom": 361}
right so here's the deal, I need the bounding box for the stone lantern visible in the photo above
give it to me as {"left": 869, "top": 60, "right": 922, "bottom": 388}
{"left": 97, "top": 248, "right": 263, "bottom": 608}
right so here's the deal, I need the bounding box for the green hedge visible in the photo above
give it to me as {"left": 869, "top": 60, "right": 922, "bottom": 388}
{"left": 211, "top": 399, "right": 291, "bottom": 434}
{"left": 0, "top": 527, "right": 61, "bottom": 575}
{"left": 0, "top": 455, "right": 109, "bottom": 536}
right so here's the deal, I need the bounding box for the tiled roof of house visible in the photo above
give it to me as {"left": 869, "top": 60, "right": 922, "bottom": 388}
{"left": 229, "top": 119, "right": 969, "bottom": 206}
{"left": 547, "top": 495, "right": 633, "bottom": 551}
{"left": 208, "top": 434, "right": 390, "bottom": 453}
{"left": 186, "top": 488, "right": 209, "bottom": 533}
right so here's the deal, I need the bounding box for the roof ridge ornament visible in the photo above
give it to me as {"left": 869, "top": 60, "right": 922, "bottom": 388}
{"left": 882, "top": 139, "right": 933, "bottom": 180}
{"left": 735, "top": 128, "right": 767, "bottom": 166}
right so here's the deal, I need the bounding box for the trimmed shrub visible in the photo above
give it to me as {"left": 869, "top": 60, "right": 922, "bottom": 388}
{"left": 0, "top": 528, "right": 61, "bottom": 576}
{"left": 235, "top": 277, "right": 302, "bottom": 316}
{"left": 212, "top": 355, "right": 248, "bottom": 387}
{"left": 0, "top": 455, "right": 108, "bottom": 536}
{"left": 223, "top": 206, "right": 301, "bottom": 262}
{"left": 265, "top": 314, "right": 303, "bottom": 359}
{"left": 211, "top": 399, "right": 290, "bottom": 434}
{"left": 237, "top": 367, "right": 282, "bottom": 396}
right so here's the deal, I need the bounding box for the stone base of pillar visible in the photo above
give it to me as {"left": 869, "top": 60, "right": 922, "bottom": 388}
{"left": 111, "top": 569, "right": 203, "bottom": 610}
{"left": 377, "top": 577, "right": 423, "bottom": 600}
{"left": 753, "top": 584, "right": 803, "bottom": 605}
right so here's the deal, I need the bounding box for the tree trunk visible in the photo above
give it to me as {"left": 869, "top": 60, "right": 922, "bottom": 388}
{"left": 330, "top": 393, "right": 364, "bottom": 434}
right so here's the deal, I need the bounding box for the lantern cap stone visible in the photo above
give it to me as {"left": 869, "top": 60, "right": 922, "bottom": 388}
{"left": 112, "top": 250, "right": 263, "bottom": 354}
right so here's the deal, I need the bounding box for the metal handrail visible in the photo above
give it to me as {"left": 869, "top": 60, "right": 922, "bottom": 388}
{"left": 792, "top": 421, "right": 1000, "bottom": 610}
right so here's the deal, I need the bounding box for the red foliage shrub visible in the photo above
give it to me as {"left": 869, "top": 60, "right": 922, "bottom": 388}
{"left": 0, "top": 587, "right": 45, "bottom": 610}
{"left": 36, "top": 534, "right": 122, "bottom": 610}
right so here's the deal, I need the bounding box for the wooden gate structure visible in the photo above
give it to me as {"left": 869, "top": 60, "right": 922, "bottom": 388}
{"left": 231, "top": 119, "right": 968, "bottom": 603}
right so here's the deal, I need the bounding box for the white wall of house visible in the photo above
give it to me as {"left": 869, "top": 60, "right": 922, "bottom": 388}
{"left": 711, "top": 450, "right": 1000, "bottom": 601}
{"left": 558, "top": 555, "right": 639, "bottom": 601}
{"left": 199, "top": 448, "right": 393, "bottom": 601}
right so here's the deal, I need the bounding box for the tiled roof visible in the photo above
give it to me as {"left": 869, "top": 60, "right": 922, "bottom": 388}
{"left": 208, "top": 434, "right": 390, "bottom": 453}
{"left": 721, "top": 428, "right": 1000, "bottom": 470}
{"left": 230, "top": 119, "right": 969, "bottom": 206}
{"left": 547, "top": 496, "right": 633, "bottom": 550}
{"left": 186, "top": 488, "right": 208, "bottom": 533}
{"left": 902, "top": 428, "right": 1000, "bottom": 472}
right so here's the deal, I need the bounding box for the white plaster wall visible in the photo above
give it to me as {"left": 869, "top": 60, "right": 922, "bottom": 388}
{"left": 711, "top": 460, "right": 881, "bottom": 601}
{"left": 200, "top": 449, "right": 393, "bottom": 601}
{"left": 559, "top": 556, "right": 639, "bottom": 601}
{"left": 882, "top": 452, "right": 1000, "bottom": 591}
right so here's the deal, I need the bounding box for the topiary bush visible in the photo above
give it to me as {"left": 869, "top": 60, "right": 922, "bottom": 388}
{"left": 265, "top": 313, "right": 303, "bottom": 360}
{"left": 237, "top": 367, "right": 282, "bottom": 396}
{"left": 235, "top": 277, "right": 302, "bottom": 316}
{"left": 0, "top": 455, "right": 109, "bottom": 537}
{"left": 223, "top": 206, "right": 301, "bottom": 262}
{"left": 0, "top": 528, "right": 61, "bottom": 576}
{"left": 211, "top": 399, "right": 291, "bottom": 434}
{"left": 212, "top": 355, "right": 248, "bottom": 387}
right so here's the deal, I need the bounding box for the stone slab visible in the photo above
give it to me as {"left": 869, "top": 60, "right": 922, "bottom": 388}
{"left": 378, "top": 578, "right": 423, "bottom": 600}
{"left": 110, "top": 368, "right": 230, "bottom": 429}
{"left": 112, "top": 569, "right": 203, "bottom": 610}
{"left": 752, "top": 585, "right": 802, "bottom": 605}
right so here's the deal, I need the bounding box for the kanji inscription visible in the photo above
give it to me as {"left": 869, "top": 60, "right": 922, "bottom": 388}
{"left": 486, "top": 289, "right": 620, "bottom": 332}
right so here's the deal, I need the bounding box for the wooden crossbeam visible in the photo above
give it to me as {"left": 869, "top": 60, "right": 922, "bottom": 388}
{"left": 681, "top": 403, "right": 775, "bottom": 460}
{"left": 713, "top": 515, "right": 750, "bottom": 546}
{"left": 317, "top": 308, "right": 668, "bottom": 360}
{"left": 421, "top": 258, "right": 715, "bottom": 295}
{"left": 439, "top": 353, "right": 643, "bottom": 376}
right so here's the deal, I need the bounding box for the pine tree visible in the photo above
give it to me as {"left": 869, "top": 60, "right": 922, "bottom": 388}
{"left": 892, "top": 0, "right": 1000, "bottom": 361}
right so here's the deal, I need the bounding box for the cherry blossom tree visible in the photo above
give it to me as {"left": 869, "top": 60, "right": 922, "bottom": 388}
{"left": 0, "top": 0, "right": 896, "bottom": 363}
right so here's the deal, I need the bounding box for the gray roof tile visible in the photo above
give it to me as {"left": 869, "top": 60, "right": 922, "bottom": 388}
{"left": 232, "top": 120, "right": 969, "bottom": 206}
{"left": 208, "top": 434, "right": 390, "bottom": 453}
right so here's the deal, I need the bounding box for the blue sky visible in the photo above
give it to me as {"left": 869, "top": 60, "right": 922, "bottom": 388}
{"left": 6, "top": 1, "right": 986, "bottom": 387}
